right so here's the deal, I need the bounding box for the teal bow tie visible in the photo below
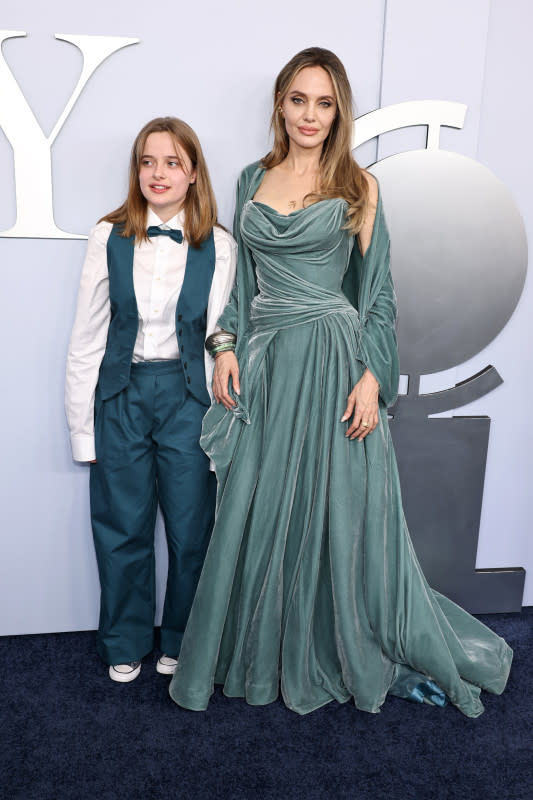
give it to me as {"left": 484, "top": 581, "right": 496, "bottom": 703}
{"left": 147, "top": 225, "right": 183, "bottom": 244}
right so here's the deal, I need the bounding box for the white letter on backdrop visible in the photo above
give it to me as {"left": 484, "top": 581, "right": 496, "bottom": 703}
{"left": 0, "top": 31, "right": 139, "bottom": 239}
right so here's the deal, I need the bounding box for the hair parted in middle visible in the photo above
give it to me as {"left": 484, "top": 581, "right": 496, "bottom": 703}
{"left": 101, "top": 116, "right": 219, "bottom": 248}
{"left": 262, "top": 47, "right": 369, "bottom": 235}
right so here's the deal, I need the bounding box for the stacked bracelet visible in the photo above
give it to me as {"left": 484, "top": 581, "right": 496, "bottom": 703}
{"left": 205, "top": 330, "right": 237, "bottom": 358}
{"left": 211, "top": 342, "right": 236, "bottom": 356}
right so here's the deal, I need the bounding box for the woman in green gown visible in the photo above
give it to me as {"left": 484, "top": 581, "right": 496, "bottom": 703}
{"left": 169, "top": 47, "right": 512, "bottom": 717}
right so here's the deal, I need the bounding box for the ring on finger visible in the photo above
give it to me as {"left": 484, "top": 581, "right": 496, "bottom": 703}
{"left": 361, "top": 421, "right": 369, "bottom": 428}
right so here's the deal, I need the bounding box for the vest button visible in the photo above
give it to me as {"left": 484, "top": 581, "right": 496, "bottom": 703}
{"left": 178, "top": 329, "right": 183, "bottom": 336}
{"left": 184, "top": 362, "right": 188, "bottom": 369}
{"left": 187, "top": 376, "right": 191, "bottom": 384}
{"left": 181, "top": 346, "right": 185, "bottom": 353}
{"left": 178, "top": 314, "right": 183, "bottom": 321}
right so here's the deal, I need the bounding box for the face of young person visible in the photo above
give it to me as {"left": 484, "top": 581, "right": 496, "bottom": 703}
{"left": 280, "top": 66, "right": 338, "bottom": 153}
{"left": 138, "top": 131, "right": 196, "bottom": 221}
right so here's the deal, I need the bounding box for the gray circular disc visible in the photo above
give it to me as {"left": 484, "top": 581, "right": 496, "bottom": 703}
{"left": 370, "top": 150, "right": 528, "bottom": 375}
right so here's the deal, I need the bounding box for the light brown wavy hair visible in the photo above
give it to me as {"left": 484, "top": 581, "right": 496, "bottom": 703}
{"left": 262, "top": 47, "right": 369, "bottom": 235}
{"left": 101, "top": 117, "right": 218, "bottom": 248}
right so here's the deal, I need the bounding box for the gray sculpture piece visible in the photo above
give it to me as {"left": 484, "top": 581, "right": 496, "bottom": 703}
{"left": 354, "top": 102, "right": 527, "bottom": 613}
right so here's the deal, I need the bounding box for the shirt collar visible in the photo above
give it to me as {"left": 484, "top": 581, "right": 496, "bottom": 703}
{"left": 146, "top": 207, "right": 185, "bottom": 230}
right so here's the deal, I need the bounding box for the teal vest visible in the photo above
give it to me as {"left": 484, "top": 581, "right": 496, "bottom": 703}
{"left": 97, "top": 225, "right": 215, "bottom": 405}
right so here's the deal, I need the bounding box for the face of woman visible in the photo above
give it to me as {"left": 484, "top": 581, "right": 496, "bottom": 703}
{"left": 138, "top": 131, "right": 196, "bottom": 221}
{"left": 280, "top": 65, "right": 337, "bottom": 153}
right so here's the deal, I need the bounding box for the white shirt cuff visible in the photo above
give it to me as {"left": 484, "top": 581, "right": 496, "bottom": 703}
{"left": 71, "top": 435, "right": 96, "bottom": 462}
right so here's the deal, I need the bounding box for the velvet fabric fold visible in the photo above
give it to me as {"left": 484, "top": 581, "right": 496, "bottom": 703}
{"left": 168, "top": 163, "right": 512, "bottom": 717}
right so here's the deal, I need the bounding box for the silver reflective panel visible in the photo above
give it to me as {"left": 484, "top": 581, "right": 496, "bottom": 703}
{"left": 370, "top": 149, "right": 527, "bottom": 376}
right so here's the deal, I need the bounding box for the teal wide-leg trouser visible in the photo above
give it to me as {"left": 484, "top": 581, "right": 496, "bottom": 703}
{"left": 90, "top": 361, "right": 215, "bottom": 665}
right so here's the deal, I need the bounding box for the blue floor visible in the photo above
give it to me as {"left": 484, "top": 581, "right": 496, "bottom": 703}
{"left": 1, "top": 608, "right": 531, "bottom": 800}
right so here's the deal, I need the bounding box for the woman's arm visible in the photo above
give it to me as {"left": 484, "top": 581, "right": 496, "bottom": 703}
{"left": 358, "top": 267, "right": 398, "bottom": 407}
{"left": 341, "top": 172, "right": 399, "bottom": 438}
{"left": 65, "top": 222, "right": 112, "bottom": 461}
{"left": 216, "top": 169, "right": 248, "bottom": 335}
{"left": 212, "top": 164, "right": 261, "bottom": 409}
{"left": 342, "top": 173, "right": 399, "bottom": 409}
{"left": 357, "top": 171, "right": 379, "bottom": 257}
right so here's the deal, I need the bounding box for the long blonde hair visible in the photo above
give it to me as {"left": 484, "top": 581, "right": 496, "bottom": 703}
{"left": 102, "top": 117, "right": 218, "bottom": 248}
{"left": 262, "top": 47, "right": 368, "bottom": 234}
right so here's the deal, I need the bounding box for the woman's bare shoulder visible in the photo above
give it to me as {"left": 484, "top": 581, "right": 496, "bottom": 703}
{"left": 357, "top": 171, "right": 379, "bottom": 257}
{"left": 362, "top": 170, "right": 378, "bottom": 206}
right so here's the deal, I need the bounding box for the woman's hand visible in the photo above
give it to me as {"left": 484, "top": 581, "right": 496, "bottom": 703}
{"left": 213, "top": 351, "right": 240, "bottom": 410}
{"left": 341, "top": 369, "right": 380, "bottom": 441}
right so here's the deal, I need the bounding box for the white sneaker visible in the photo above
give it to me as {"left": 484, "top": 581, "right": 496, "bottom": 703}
{"left": 109, "top": 661, "right": 141, "bottom": 683}
{"left": 156, "top": 654, "right": 178, "bottom": 675}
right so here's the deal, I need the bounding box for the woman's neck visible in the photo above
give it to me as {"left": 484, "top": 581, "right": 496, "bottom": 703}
{"left": 282, "top": 143, "right": 322, "bottom": 177}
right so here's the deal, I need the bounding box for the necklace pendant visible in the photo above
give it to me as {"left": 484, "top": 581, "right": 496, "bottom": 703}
{"left": 288, "top": 200, "right": 296, "bottom": 210}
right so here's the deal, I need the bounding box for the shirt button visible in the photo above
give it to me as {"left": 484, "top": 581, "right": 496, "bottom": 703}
{"left": 153, "top": 309, "right": 159, "bottom": 313}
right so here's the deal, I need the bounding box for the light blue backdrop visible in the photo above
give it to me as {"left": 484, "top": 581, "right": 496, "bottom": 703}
{"left": 0, "top": 0, "right": 531, "bottom": 634}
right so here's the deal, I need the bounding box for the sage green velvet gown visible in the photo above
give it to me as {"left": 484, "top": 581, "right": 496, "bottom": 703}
{"left": 168, "top": 163, "right": 512, "bottom": 717}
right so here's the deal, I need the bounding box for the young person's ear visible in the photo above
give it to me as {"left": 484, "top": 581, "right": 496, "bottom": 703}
{"left": 189, "top": 169, "right": 197, "bottom": 185}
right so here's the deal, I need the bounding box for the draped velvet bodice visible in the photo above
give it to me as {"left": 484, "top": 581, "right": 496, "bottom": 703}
{"left": 241, "top": 198, "right": 358, "bottom": 335}
{"left": 242, "top": 197, "right": 353, "bottom": 291}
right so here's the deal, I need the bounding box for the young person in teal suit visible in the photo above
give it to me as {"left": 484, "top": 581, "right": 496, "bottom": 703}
{"left": 66, "top": 117, "right": 236, "bottom": 682}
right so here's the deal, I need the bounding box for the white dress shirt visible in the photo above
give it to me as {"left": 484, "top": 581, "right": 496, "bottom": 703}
{"left": 65, "top": 208, "right": 237, "bottom": 462}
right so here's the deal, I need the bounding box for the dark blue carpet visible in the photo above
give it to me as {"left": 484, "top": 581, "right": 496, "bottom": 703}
{"left": 1, "top": 609, "right": 531, "bottom": 800}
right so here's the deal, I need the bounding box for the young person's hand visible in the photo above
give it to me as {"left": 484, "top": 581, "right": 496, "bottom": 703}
{"left": 213, "top": 351, "right": 240, "bottom": 410}
{"left": 341, "top": 369, "right": 380, "bottom": 441}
